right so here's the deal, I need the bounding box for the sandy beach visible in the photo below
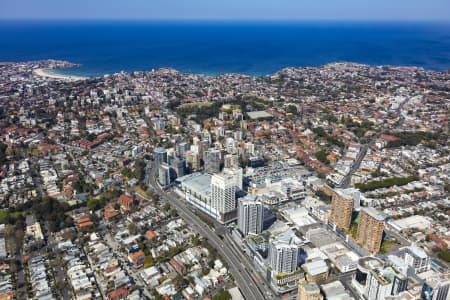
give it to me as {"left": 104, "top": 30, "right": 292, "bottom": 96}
{"left": 34, "top": 68, "right": 88, "bottom": 81}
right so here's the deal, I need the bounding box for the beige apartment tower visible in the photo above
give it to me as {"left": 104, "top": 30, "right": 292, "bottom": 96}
{"left": 357, "top": 207, "right": 385, "bottom": 254}
{"left": 329, "top": 190, "right": 354, "bottom": 231}
{"left": 298, "top": 279, "right": 323, "bottom": 300}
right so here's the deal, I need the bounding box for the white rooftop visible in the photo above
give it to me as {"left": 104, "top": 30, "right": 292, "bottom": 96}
{"left": 408, "top": 245, "right": 428, "bottom": 259}
{"left": 247, "top": 111, "right": 273, "bottom": 119}
{"left": 302, "top": 259, "right": 329, "bottom": 276}
{"left": 390, "top": 215, "right": 432, "bottom": 231}
{"left": 362, "top": 207, "right": 385, "bottom": 221}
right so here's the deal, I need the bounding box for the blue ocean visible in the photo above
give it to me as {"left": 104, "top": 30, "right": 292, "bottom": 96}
{"left": 0, "top": 20, "right": 449, "bottom": 76}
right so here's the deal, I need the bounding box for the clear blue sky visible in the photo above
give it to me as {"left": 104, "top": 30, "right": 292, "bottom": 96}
{"left": 1, "top": 0, "right": 449, "bottom": 21}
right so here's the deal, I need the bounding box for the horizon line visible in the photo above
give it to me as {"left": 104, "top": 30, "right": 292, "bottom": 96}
{"left": 1, "top": 17, "right": 450, "bottom": 23}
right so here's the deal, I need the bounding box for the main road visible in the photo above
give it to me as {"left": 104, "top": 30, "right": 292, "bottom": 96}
{"left": 144, "top": 167, "right": 270, "bottom": 300}
{"left": 337, "top": 143, "right": 369, "bottom": 188}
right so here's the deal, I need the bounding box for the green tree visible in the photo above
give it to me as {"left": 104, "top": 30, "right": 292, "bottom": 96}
{"left": 121, "top": 167, "right": 133, "bottom": 179}
{"left": 355, "top": 176, "right": 418, "bottom": 192}
{"left": 87, "top": 196, "right": 108, "bottom": 211}
{"left": 286, "top": 105, "right": 298, "bottom": 114}
{"left": 212, "top": 289, "right": 232, "bottom": 300}
{"left": 315, "top": 150, "right": 330, "bottom": 165}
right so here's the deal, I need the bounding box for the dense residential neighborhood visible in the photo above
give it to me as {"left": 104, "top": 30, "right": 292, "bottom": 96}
{"left": 0, "top": 60, "right": 448, "bottom": 300}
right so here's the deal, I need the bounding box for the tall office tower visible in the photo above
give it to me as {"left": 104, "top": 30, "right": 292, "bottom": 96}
{"left": 237, "top": 195, "right": 263, "bottom": 236}
{"left": 269, "top": 230, "right": 302, "bottom": 274}
{"left": 204, "top": 148, "right": 221, "bottom": 174}
{"left": 185, "top": 151, "right": 201, "bottom": 172}
{"left": 223, "top": 167, "right": 243, "bottom": 190}
{"left": 357, "top": 207, "right": 385, "bottom": 254}
{"left": 153, "top": 147, "right": 168, "bottom": 169}
{"left": 352, "top": 257, "right": 407, "bottom": 300}
{"left": 144, "top": 160, "right": 152, "bottom": 187}
{"left": 353, "top": 257, "right": 382, "bottom": 298}
{"left": 224, "top": 154, "right": 239, "bottom": 169}
{"left": 400, "top": 246, "right": 431, "bottom": 274}
{"left": 210, "top": 172, "right": 237, "bottom": 216}
{"left": 199, "top": 140, "right": 210, "bottom": 161}
{"left": 421, "top": 273, "right": 450, "bottom": 300}
{"left": 329, "top": 189, "right": 354, "bottom": 231}
{"left": 158, "top": 163, "right": 171, "bottom": 187}
{"left": 176, "top": 142, "right": 190, "bottom": 158}
{"left": 367, "top": 268, "right": 408, "bottom": 300}
{"left": 225, "top": 137, "right": 236, "bottom": 153}
{"left": 390, "top": 268, "right": 408, "bottom": 297}
{"left": 297, "top": 279, "right": 323, "bottom": 300}
{"left": 169, "top": 156, "right": 186, "bottom": 178}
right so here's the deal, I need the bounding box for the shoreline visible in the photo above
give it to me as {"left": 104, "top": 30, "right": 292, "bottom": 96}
{"left": 34, "top": 68, "right": 88, "bottom": 81}
{"left": 30, "top": 60, "right": 447, "bottom": 81}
